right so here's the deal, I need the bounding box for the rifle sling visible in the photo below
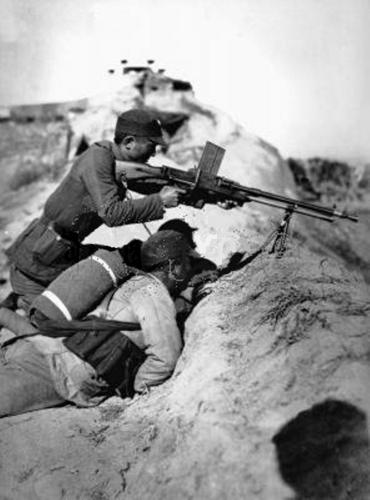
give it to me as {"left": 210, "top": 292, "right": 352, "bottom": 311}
{"left": 2, "top": 315, "right": 140, "bottom": 347}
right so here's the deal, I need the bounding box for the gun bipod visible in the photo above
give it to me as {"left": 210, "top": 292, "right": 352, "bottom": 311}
{"left": 270, "top": 207, "right": 294, "bottom": 257}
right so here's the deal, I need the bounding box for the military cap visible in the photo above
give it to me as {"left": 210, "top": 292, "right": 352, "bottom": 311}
{"left": 141, "top": 230, "right": 193, "bottom": 270}
{"left": 115, "top": 108, "right": 165, "bottom": 146}
{"left": 158, "top": 219, "right": 197, "bottom": 248}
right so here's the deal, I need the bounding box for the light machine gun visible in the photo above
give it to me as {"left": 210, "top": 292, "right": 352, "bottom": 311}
{"left": 121, "top": 142, "right": 358, "bottom": 256}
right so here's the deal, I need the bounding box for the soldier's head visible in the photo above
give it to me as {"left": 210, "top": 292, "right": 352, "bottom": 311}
{"left": 158, "top": 219, "right": 197, "bottom": 249}
{"left": 140, "top": 230, "right": 193, "bottom": 296}
{"left": 114, "top": 108, "right": 165, "bottom": 163}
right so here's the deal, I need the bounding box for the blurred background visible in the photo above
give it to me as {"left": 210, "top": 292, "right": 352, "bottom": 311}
{"left": 0, "top": 0, "right": 369, "bottom": 161}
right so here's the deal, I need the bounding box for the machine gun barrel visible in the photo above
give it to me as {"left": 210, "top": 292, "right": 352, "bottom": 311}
{"left": 122, "top": 160, "right": 358, "bottom": 223}
{"left": 121, "top": 139, "right": 359, "bottom": 259}
{"left": 217, "top": 178, "right": 359, "bottom": 222}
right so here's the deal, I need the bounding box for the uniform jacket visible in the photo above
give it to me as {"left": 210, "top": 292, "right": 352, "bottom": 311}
{"left": 43, "top": 140, "right": 164, "bottom": 241}
{"left": 6, "top": 141, "right": 164, "bottom": 284}
{"left": 95, "top": 274, "right": 182, "bottom": 393}
{"left": 28, "top": 274, "right": 182, "bottom": 405}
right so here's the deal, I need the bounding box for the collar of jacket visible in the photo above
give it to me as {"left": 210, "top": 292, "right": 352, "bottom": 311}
{"left": 95, "top": 140, "right": 126, "bottom": 162}
{"left": 112, "top": 142, "right": 126, "bottom": 162}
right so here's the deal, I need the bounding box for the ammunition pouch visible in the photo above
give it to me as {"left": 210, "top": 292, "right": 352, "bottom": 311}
{"left": 5, "top": 217, "right": 80, "bottom": 284}
{"left": 32, "top": 223, "right": 76, "bottom": 266}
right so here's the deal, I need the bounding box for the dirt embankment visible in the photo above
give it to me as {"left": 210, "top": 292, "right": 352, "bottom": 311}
{"left": 1, "top": 244, "right": 369, "bottom": 499}
{"left": 0, "top": 80, "right": 369, "bottom": 499}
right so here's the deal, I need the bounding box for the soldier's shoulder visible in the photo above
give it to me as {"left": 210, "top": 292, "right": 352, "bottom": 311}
{"left": 89, "top": 140, "right": 114, "bottom": 157}
{"left": 127, "top": 273, "right": 167, "bottom": 296}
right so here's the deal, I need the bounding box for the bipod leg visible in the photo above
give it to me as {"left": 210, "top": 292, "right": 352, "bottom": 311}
{"left": 270, "top": 208, "right": 294, "bottom": 258}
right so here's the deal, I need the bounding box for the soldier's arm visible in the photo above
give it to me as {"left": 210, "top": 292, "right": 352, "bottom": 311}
{"left": 129, "top": 282, "right": 182, "bottom": 392}
{"left": 81, "top": 147, "right": 164, "bottom": 227}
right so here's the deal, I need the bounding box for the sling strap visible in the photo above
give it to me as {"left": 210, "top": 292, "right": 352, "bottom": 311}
{"left": 36, "top": 315, "right": 140, "bottom": 337}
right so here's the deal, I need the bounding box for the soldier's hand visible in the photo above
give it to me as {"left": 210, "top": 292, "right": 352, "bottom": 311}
{"left": 159, "top": 186, "right": 185, "bottom": 208}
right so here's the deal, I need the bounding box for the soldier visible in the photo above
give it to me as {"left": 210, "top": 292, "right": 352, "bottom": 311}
{"left": 0, "top": 230, "right": 193, "bottom": 417}
{"left": 157, "top": 219, "right": 219, "bottom": 328}
{"left": 4, "top": 108, "right": 183, "bottom": 312}
{"left": 23, "top": 219, "right": 213, "bottom": 334}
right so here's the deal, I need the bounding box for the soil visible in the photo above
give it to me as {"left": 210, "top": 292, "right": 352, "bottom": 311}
{"left": 0, "top": 81, "right": 369, "bottom": 499}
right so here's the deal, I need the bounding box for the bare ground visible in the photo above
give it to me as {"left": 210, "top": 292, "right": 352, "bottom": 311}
{"left": 1, "top": 245, "right": 369, "bottom": 499}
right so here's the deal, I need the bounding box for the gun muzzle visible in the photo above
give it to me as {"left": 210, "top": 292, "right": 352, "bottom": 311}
{"left": 333, "top": 210, "right": 359, "bottom": 222}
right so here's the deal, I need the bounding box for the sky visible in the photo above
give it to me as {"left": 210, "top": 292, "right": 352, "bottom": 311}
{"left": 0, "top": 0, "right": 369, "bottom": 161}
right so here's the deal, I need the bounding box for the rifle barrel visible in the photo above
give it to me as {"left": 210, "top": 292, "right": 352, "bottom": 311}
{"left": 127, "top": 164, "right": 358, "bottom": 223}
{"left": 218, "top": 178, "right": 358, "bottom": 222}
{"left": 247, "top": 198, "right": 335, "bottom": 222}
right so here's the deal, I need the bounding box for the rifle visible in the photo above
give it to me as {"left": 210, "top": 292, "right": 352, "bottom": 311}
{"left": 121, "top": 141, "right": 358, "bottom": 256}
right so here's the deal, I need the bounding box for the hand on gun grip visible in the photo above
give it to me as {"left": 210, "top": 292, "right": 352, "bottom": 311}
{"left": 159, "top": 186, "right": 185, "bottom": 208}
{"left": 192, "top": 281, "right": 217, "bottom": 305}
